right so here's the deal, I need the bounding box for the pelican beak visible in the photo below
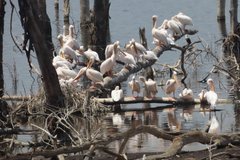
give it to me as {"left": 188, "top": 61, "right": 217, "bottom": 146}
{"left": 87, "top": 58, "right": 94, "bottom": 69}
{"left": 132, "top": 42, "right": 138, "bottom": 55}
{"left": 118, "top": 49, "right": 126, "bottom": 56}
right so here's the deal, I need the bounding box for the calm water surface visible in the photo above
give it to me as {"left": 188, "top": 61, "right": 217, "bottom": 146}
{"left": 3, "top": 0, "right": 240, "bottom": 154}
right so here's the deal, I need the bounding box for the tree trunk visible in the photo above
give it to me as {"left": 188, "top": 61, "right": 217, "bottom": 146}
{"left": 64, "top": 0, "right": 70, "bottom": 33}
{"left": 92, "top": 0, "right": 110, "bottom": 60}
{"left": 18, "top": 0, "right": 65, "bottom": 108}
{"left": 80, "top": 0, "right": 90, "bottom": 50}
{"left": 230, "top": 0, "right": 238, "bottom": 33}
{"left": 0, "top": 0, "right": 5, "bottom": 97}
{"left": 38, "top": 0, "right": 55, "bottom": 60}
{"left": 217, "top": 0, "right": 226, "bottom": 20}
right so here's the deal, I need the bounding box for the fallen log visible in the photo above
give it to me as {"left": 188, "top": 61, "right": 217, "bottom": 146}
{"left": 1, "top": 95, "right": 31, "bottom": 101}
{"left": 94, "top": 96, "right": 232, "bottom": 105}
{"left": 3, "top": 125, "right": 240, "bottom": 160}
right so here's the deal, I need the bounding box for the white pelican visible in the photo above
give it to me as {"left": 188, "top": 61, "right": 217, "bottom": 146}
{"left": 207, "top": 115, "right": 220, "bottom": 134}
{"left": 125, "top": 39, "right": 147, "bottom": 61}
{"left": 64, "top": 25, "right": 81, "bottom": 50}
{"left": 179, "top": 88, "right": 193, "bottom": 100}
{"left": 158, "top": 19, "right": 168, "bottom": 29}
{"left": 57, "top": 34, "right": 79, "bottom": 61}
{"left": 105, "top": 41, "right": 120, "bottom": 59}
{"left": 128, "top": 75, "right": 141, "bottom": 97}
{"left": 172, "top": 12, "right": 193, "bottom": 33}
{"left": 140, "top": 50, "right": 158, "bottom": 61}
{"left": 111, "top": 86, "right": 124, "bottom": 102}
{"left": 139, "top": 76, "right": 158, "bottom": 98}
{"left": 116, "top": 51, "right": 136, "bottom": 67}
{"left": 71, "top": 60, "right": 103, "bottom": 88}
{"left": 204, "top": 78, "right": 218, "bottom": 109}
{"left": 152, "top": 15, "right": 174, "bottom": 45}
{"left": 100, "top": 41, "right": 118, "bottom": 75}
{"left": 165, "top": 71, "right": 179, "bottom": 98}
{"left": 52, "top": 58, "right": 73, "bottom": 69}
{"left": 56, "top": 66, "right": 77, "bottom": 80}
{"left": 166, "top": 19, "right": 183, "bottom": 36}
{"left": 83, "top": 48, "right": 100, "bottom": 62}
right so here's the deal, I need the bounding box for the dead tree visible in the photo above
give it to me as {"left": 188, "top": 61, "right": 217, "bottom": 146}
{"left": 18, "top": 0, "right": 65, "bottom": 108}
{"left": 230, "top": 0, "right": 238, "bottom": 33}
{"left": 91, "top": 0, "right": 110, "bottom": 60}
{"left": 63, "top": 0, "right": 70, "bottom": 36}
{"left": 217, "top": 0, "right": 226, "bottom": 21}
{"left": 0, "top": 0, "right": 5, "bottom": 97}
{"left": 80, "top": 0, "right": 91, "bottom": 50}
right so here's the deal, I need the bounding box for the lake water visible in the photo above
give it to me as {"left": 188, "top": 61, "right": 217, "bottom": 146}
{"left": 3, "top": 0, "right": 240, "bottom": 155}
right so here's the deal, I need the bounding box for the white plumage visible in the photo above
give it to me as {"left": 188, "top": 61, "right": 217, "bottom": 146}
{"left": 100, "top": 41, "right": 118, "bottom": 75}
{"left": 179, "top": 88, "right": 193, "bottom": 100}
{"left": 111, "top": 86, "right": 124, "bottom": 102}
{"left": 139, "top": 76, "right": 158, "bottom": 98}
{"left": 204, "top": 78, "right": 218, "bottom": 109}
{"left": 128, "top": 75, "right": 141, "bottom": 97}
{"left": 165, "top": 71, "right": 178, "bottom": 97}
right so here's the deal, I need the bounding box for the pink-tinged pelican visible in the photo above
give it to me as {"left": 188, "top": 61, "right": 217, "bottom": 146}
{"left": 140, "top": 50, "right": 158, "bottom": 61}
{"left": 166, "top": 19, "right": 183, "bottom": 36}
{"left": 71, "top": 60, "right": 103, "bottom": 88}
{"left": 204, "top": 78, "right": 218, "bottom": 109}
{"left": 172, "top": 12, "right": 193, "bottom": 29}
{"left": 83, "top": 48, "right": 100, "bottom": 62}
{"left": 128, "top": 75, "right": 141, "bottom": 97}
{"left": 100, "top": 41, "right": 118, "bottom": 75}
{"left": 56, "top": 66, "right": 77, "bottom": 80}
{"left": 151, "top": 15, "right": 169, "bottom": 46}
{"left": 64, "top": 25, "right": 81, "bottom": 50}
{"left": 105, "top": 41, "right": 120, "bottom": 59}
{"left": 116, "top": 50, "right": 136, "bottom": 67}
{"left": 139, "top": 76, "right": 158, "bottom": 98}
{"left": 165, "top": 71, "right": 179, "bottom": 98}
{"left": 125, "top": 39, "right": 147, "bottom": 61}
{"left": 57, "top": 34, "right": 79, "bottom": 62}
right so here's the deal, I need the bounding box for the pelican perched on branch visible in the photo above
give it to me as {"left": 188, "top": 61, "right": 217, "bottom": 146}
{"left": 151, "top": 15, "right": 169, "bottom": 46}
{"left": 100, "top": 41, "right": 119, "bottom": 75}
{"left": 105, "top": 41, "right": 120, "bottom": 59}
{"left": 128, "top": 75, "right": 141, "bottom": 97}
{"left": 71, "top": 59, "right": 103, "bottom": 88}
{"left": 173, "top": 12, "right": 193, "bottom": 26}
{"left": 64, "top": 25, "right": 81, "bottom": 50}
{"left": 204, "top": 78, "right": 218, "bottom": 109}
{"left": 165, "top": 71, "right": 179, "bottom": 98}
{"left": 139, "top": 76, "right": 158, "bottom": 98}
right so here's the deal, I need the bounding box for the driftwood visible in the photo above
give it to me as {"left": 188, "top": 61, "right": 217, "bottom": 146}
{"left": 2, "top": 125, "right": 240, "bottom": 160}
{"left": 94, "top": 96, "right": 232, "bottom": 105}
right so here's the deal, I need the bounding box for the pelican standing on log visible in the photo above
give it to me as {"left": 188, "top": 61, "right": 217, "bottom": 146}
{"left": 128, "top": 75, "right": 141, "bottom": 97}
{"left": 100, "top": 41, "right": 119, "bottom": 76}
{"left": 139, "top": 76, "right": 158, "bottom": 98}
{"left": 165, "top": 71, "right": 179, "bottom": 99}
{"left": 204, "top": 78, "right": 218, "bottom": 109}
